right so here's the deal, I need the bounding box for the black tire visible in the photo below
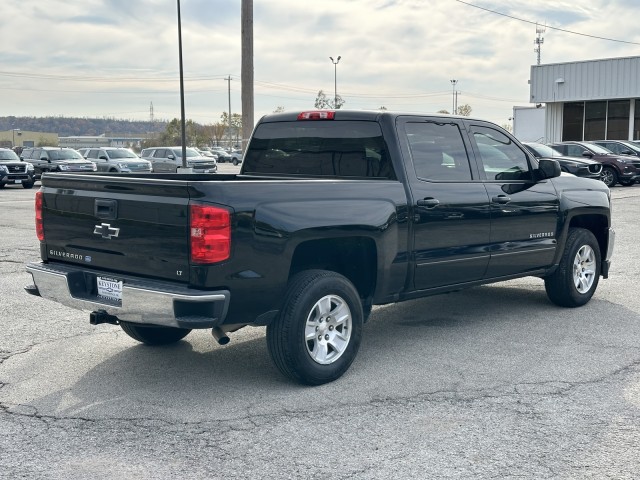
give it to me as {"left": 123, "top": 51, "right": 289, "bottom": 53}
{"left": 22, "top": 181, "right": 34, "bottom": 189}
{"left": 232, "top": 159, "right": 239, "bottom": 166}
{"left": 600, "top": 167, "right": 618, "bottom": 188}
{"left": 267, "top": 270, "right": 363, "bottom": 385}
{"left": 544, "top": 228, "right": 601, "bottom": 308}
{"left": 120, "top": 322, "right": 191, "bottom": 345}
{"left": 619, "top": 179, "right": 635, "bottom": 186}
{"left": 0, "top": 184, "right": 5, "bottom": 189}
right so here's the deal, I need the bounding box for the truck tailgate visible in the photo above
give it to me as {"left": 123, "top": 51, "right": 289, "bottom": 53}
{"left": 40, "top": 175, "right": 193, "bottom": 283}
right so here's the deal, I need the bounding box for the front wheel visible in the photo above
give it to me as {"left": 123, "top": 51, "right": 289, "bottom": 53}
{"left": 267, "top": 270, "right": 363, "bottom": 385}
{"left": 600, "top": 167, "right": 618, "bottom": 187}
{"left": 232, "top": 159, "right": 239, "bottom": 166}
{"left": 22, "top": 181, "right": 34, "bottom": 189}
{"left": 544, "top": 228, "right": 601, "bottom": 307}
{"left": 120, "top": 322, "right": 191, "bottom": 345}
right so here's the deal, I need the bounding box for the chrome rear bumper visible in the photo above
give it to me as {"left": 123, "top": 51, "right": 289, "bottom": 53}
{"left": 26, "top": 262, "right": 229, "bottom": 329}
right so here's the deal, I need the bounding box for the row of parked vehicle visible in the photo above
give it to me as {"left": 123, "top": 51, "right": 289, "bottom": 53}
{"left": 2, "top": 138, "right": 639, "bottom": 189}
{"left": 0, "top": 145, "right": 245, "bottom": 188}
{"left": 524, "top": 140, "right": 640, "bottom": 187}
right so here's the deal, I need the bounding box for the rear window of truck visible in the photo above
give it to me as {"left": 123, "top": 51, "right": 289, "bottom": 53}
{"left": 243, "top": 121, "right": 396, "bottom": 179}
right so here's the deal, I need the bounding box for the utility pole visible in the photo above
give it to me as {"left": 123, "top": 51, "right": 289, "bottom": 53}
{"left": 241, "top": 0, "right": 254, "bottom": 152}
{"left": 176, "top": 0, "right": 187, "bottom": 169}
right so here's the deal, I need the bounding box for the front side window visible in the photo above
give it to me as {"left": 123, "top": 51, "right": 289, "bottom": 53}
{"left": 405, "top": 122, "right": 472, "bottom": 181}
{"left": 472, "top": 126, "right": 532, "bottom": 181}
{"left": 563, "top": 144, "right": 588, "bottom": 157}
{"left": 244, "top": 120, "right": 395, "bottom": 179}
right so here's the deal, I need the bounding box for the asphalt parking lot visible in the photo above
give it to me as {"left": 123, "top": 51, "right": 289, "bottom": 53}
{"left": 1, "top": 177, "right": 639, "bottom": 479}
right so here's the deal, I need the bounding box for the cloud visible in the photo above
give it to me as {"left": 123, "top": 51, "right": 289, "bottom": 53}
{"left": 1, "top": 0, "right": 639, "bottom": 126}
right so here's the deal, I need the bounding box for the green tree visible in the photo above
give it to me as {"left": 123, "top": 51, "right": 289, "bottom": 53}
{"left": 314, "top": 90, "right": 345, "bottom": 109}
{"left": 456, "top": 104, "right": 472, "bottom": 116}
{"left": 273, "top": 106, "right": 285, "bottom": 113}
{"left": 437, "top": 109, "right": 450, "bottom": 114}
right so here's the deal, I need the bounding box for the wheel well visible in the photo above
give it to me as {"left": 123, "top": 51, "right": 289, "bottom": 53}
{"left": 289, "top": 237, "right": 377, "bottom": 302}
{"left": 568, "top": 214, "right": 609, "bottom": 257}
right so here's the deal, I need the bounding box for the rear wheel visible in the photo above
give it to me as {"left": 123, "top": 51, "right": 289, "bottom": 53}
{"left": 600, "top": 167, "right": 618, "bottom": 187}
{"left": 267, "top": 270, "right": 363, "bottom": 385}
{"left": 22, "top": 181, "right": 34, "bottom": 189}
{"left": 544, "top": 228, "right": 601, "bottom": 307}
{"left": 619, "top": 178, "right": 635, "bottom": 186}
{"left": 120, "top": 322, "right": 191, "bottom": 345}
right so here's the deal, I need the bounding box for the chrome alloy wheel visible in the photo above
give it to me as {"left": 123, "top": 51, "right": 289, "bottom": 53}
{"left": 573, "top": 244, "right": 596, "bottom": 294}
{"left": 304, "top": 294, "right": 352, "bottom": 365}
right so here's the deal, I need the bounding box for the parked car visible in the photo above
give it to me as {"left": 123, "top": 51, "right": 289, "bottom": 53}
{"left": 230, "top": 149, "right": 243, "bottom": 166}
{"left": 0, "top": 147, "right": 36, "bottom": 188}
{"left": 548, "top": 141, "right": 640, "bottom": 187}
{"left": 140, "top": 147, "right": 217, "bottom": 173}
{"left": 210, "top": 147, "right": 232, "bottom": 163}
{"left": 80, "top": 147, "right": 152, "bottom": 173}
{"left": 591, "top": 140, "right": 640, "bottom": 158}
{"left": 20, "top": 147, "right": 96, "bottom": 179}
{"left": 522, "top": 142, "right": 602, "bottom": 180}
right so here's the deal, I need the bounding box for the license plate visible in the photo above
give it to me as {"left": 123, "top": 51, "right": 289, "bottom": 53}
{"left": 97, "top": 276, "right": 123, "bottom": 302}
{"left": 14, "top": 179, "right": 22, "bottom": 184}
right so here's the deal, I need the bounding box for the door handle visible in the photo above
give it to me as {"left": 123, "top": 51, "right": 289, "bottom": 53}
{"left": 491, "top": 195, "right": 511, "bottom": 204}
{"left": 417, "top": 198, "right": 440, "bottom": 208}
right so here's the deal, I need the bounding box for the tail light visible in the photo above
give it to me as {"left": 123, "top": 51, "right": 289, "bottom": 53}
{"left": 35, "top": 190, "right": 44, "bottom": 241}
{"left": 190, "top": 204, "right": 231, "bottom": 264}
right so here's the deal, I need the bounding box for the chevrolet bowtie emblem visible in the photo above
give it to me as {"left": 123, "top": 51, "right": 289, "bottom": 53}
{"left": 94, "top": 223, "right": 120, "bottom": 239}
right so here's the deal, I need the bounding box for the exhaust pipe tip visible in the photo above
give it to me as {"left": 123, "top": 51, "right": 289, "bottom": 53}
{"left": 211, "top": 327, "right": 230, "bottom": 345}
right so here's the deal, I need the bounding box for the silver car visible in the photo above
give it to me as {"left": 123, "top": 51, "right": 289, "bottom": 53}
{"left": 82, "top": 147, "right": 152, "bottom": 173}
{"left": 140, "top": 147, "right": 217, "bottom": 173}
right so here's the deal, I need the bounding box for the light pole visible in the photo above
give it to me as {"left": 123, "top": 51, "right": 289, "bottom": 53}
{"left": 330, "top": 56, "right": 341, "bottom": 108}
{"left": 450, "top": 79, "right": 458, "bottom": 114}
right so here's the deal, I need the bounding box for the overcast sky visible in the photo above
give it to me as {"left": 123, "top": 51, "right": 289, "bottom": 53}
{"left": 2, "top": 0, "right": 639, "bottom": 128}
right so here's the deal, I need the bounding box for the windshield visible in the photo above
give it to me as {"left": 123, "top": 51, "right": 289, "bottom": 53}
{"left": 528, "top": 144, "right": 559, "bottom": 158}
{"left": 0, "top": 150, "right": 20, "bottom": 161}
{"left": 109, "top": 150, "right": 138, "bottom": 159}
{"left": 619, "top": 142, "right": 640, "bottom": 153}
{"left": 49, "top": 150, "right": 84, "bottom": 160}
{"left": 173, "top": 148, "right": 202, "bottom": 158}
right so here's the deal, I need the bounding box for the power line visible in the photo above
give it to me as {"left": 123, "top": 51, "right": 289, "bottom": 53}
{"left": 454, "top": 0, "right": 640, "bottom": 46}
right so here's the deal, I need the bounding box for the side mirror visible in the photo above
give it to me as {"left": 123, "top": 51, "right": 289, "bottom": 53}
{"left": 537, "top": 158, "right": 561, "bottom": 180}
{"left": 582, "top": 151, "right": 593, "bottom": 158}
{"left": 621, "top": 150, "right": 634, "bottom": 155}
{"left": 99, "top": 156, "right": 108, "bottom": 160}
{"left": 168, "top": 155, "right": 175, "bottom": 160}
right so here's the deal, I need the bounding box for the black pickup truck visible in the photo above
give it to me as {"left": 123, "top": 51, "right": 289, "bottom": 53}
{"left": 25, "top": 110, "right": 614, "bottom": 385}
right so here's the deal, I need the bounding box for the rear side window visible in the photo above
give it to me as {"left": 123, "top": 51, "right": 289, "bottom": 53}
{"left": 243, "top": 121, "right": 396, "bottom": 179}
{"left": 405, "top": 122, "right": 472, "bottom": 181}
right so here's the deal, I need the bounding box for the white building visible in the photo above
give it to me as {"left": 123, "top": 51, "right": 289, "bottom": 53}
{"left": 529, "top": 55, "right": 640, "bottom": 143}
